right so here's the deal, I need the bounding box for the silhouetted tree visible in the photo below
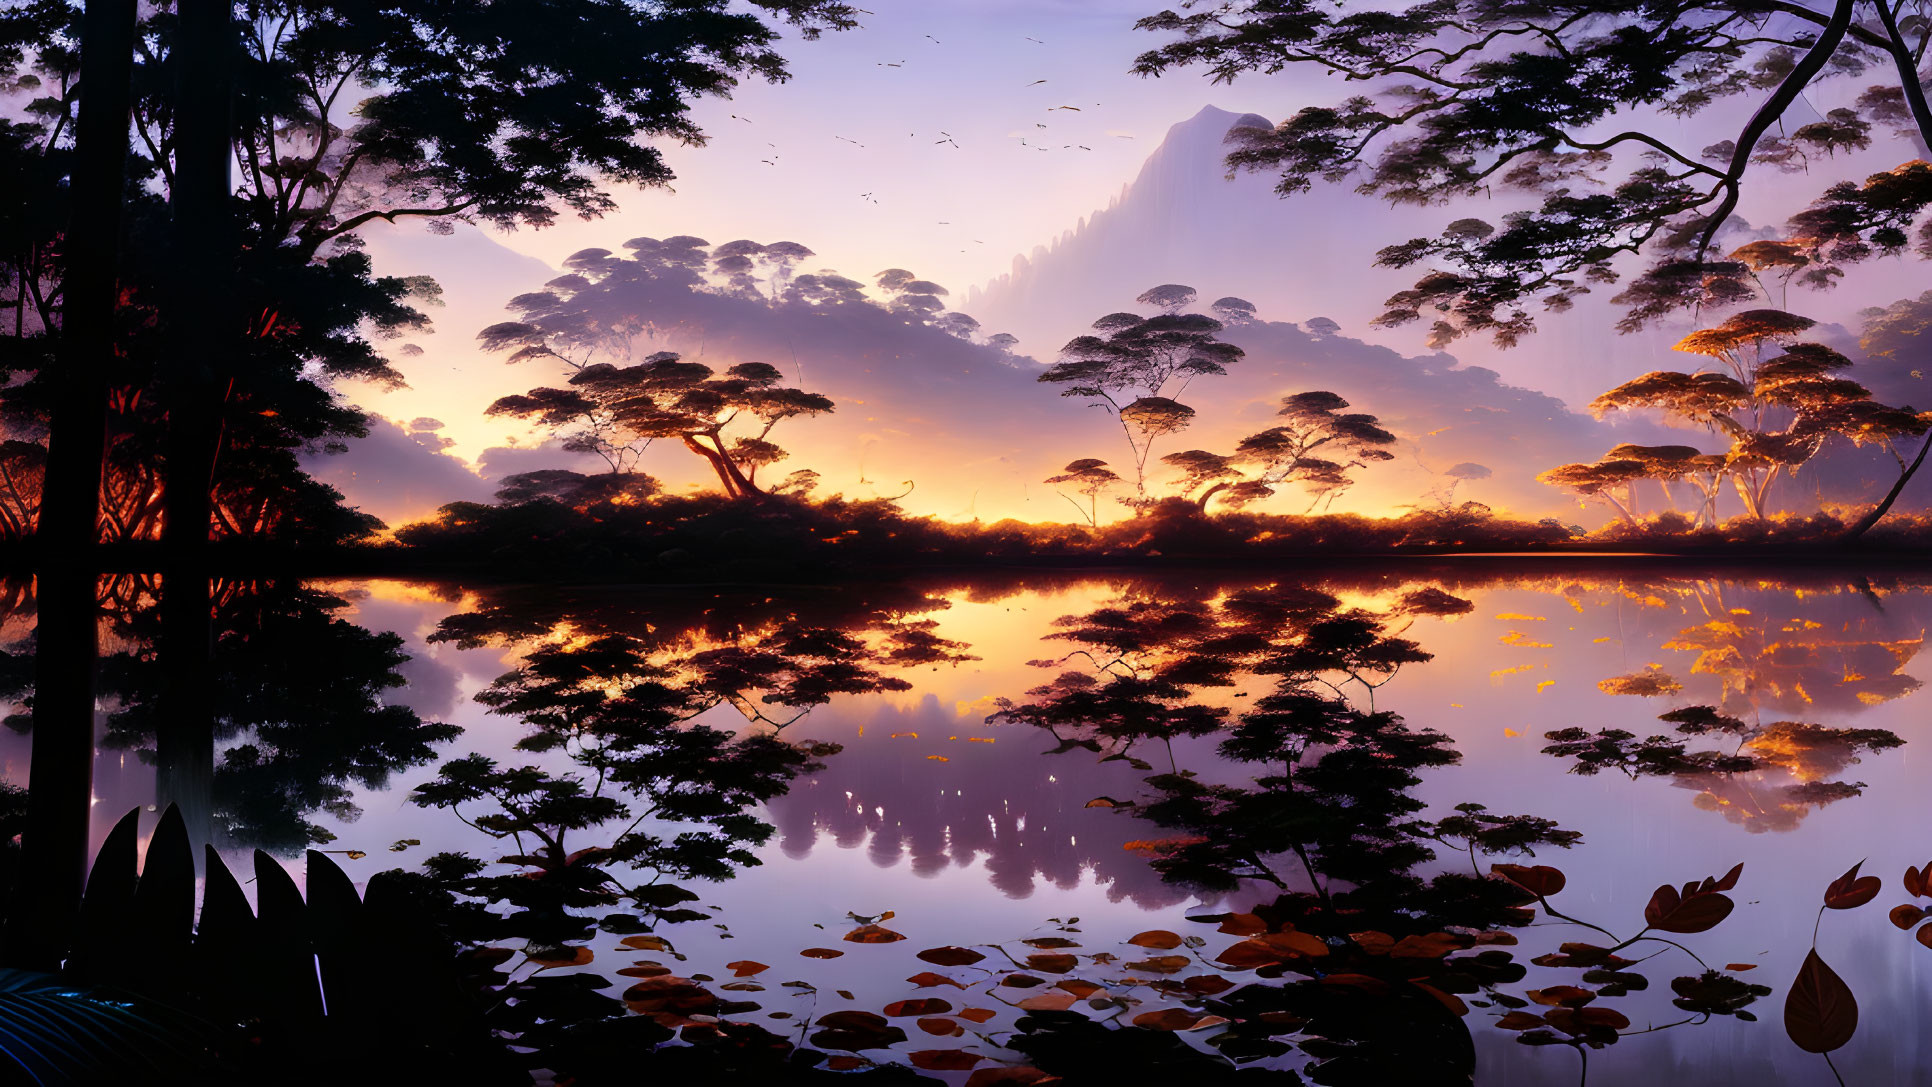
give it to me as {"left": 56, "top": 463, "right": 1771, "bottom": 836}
{"left": 487, "top": 352, "right": 833, "bottom": 500}
{"left": 1136, "top": 1, "right": 1932, "bottom": 346}
{"left": 1166, "top": 391, "right": 1397, "bottom": 512}
{"left": 1135, "top": 1, "right": 1932, "bottom": 537}
{"left": 1044, "top": 458, "right": 1123, "bottom": 527}
{"left": 1042, "top": 287, "right": 1244, "bottom": 502}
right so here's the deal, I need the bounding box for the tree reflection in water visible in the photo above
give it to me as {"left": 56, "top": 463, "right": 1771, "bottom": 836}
{"left": 1549, "top": 578, "right": 1918, "bottom": 831}
{"left": 0, "top": 570, "right": 1926, "bottom": 1083}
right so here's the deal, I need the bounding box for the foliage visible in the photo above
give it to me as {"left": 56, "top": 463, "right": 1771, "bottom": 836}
{"left": 1041, "top": 286, "right": 1244, "bottom": 502}
{"left": 1133, "top": 0, "right": 1932, "bottom": 347}
{"left": 1543, "top": 310, "right": 1929, "bottom": 525}
{"left": 1163, "top": 390, "right": 1398, "bottom": 513}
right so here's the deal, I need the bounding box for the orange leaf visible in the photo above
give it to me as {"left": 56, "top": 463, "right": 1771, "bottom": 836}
{"left": 1725, "top": 963, "right": 1758, "bottom": 972}
{"left": 1784, "top": 948, "right": 1857, "bottom": 1053}
{"left": 1890, "top": 905, "right": 1927, "bottom": 931}
{"left": 799, "top": 948, "right": 844, "bottom": 959}
{"left": 1907, "top": 863, "right": 1928, "bottom": 899}
{"left": 1215, "top": 913, "right": 1267, "bottom": 936}
{"left": 1016, "top": 991, "right": 1076, "bottom": 1012}
{"left": 725, "top": 960, "right": 769, "bottom": 978}
{"left": 957, "top": 1007, "right": 997, "bottom": 1024}
{"left": 1127, "top": 930, "right": 1182, "bottom": 949}
{"left": 1025, "top": 953, "right": 1078, "bottom": 974}
{"left": 1495, "top": 1011, "right": 1545, "bottom": 1031}
{"left": 917, "top": 1017, "right": 963, "bottom": 1037}
{"left": 907, "top": 971, "right": 968, "bottom": 989}
{"left": 1132, "top": 1008, "right": 1207, "bottom": 1030}
{"left": 1918, "top": 922, "right": 1932, "bottom": 950}
{"left": 1183, "top": 975, "right": 1234, "bottom": 995}
{"left": 844, "top": 923, "right": 907, "bottom": 944}
{"left": 1056, "top": 979, "right": 1103, "bottom": 999}
{"left": 918, "top": 946, "right": 985, "bottom": 967}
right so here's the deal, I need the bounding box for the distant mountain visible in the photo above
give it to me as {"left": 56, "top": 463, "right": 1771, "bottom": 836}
{"left": 964, "top": 105, "right": 1685, "bottom": 412}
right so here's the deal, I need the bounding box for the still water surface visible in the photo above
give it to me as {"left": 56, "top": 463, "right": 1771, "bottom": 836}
{"left": 11, "top": 566, "right": 1932, "bottom": 1085}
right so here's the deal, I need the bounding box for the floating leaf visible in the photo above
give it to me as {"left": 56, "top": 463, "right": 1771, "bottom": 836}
{"left": 1492, "top": 863, "right": 1565, "bottom": 897}
{"left": 1725, "top": 963, "right": 1758, "bottom": 972}
{"left": 1025, "top": 954, "right": 1077, "bottom": 974}
{"left": 1128, "top": 930, "right": 1182, "bottom": 949}
{"left": 527, "top": 947, "right": 593, "bottom": 969}
{"left": 799, "top": 948, "right": 844, "bottom": 959}
{"left": 1895, "top": 905, "right": 1930, "bottom": 930}
{"left": 843, "top": 924, "right": 907, "bottom": 944}
{"left": 1133, "top": 1008, "right": 1208, "bottom": 1030}
{"left": 884, "top": 998, "right": 952, "bottom": 1017}
{"left": 812, "top": 1010, "right": 908, "bottom": 1051}
{"left": 957, "top": 1007, "right": 996, "bottom": 1023}
{"left": 1785, "top": 949, "right": 1857, "bottom": 1053}
{"left": 1906, "top": 864, "right": 1928, "bottom": 899}
{"left": 1526, "top": 986, "right": 1595, "bottom": 1008}
{"left": 621, "top": 935, "right": 672, "bottom": 953}
{"left": 1496, "top": 1011, "right": 1545, "bottom": 1031}
{"left": 1084, "top": 797, "right": 1124, "bottom": 808}
{"left": 1016, "top": 991, "right": 1076, "bottom": 1012}
{"left": 1211, "top": 913, "right": 1266, "bottom": 936}
{"left": 917, "top": 1017, "right": 963, "bottom": 1036}
{"left": 917, "top": 946, "right": 985, "bottom": 967}
{"left": 1918, "top": 922, "right": 1932, "bottom": 950}
{"left": 725, "top": 960, "right": 769, "bottom": 978}
{"left": 1022, "top": 937, "right": 1080, "bottom": 949}
{"left": 907, "top": 971, "right": 967, "bottom": 989}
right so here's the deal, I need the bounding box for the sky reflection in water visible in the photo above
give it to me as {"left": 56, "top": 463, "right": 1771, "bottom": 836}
{"left": 13, "top": 568, "right": 1932, "bottom": 1086}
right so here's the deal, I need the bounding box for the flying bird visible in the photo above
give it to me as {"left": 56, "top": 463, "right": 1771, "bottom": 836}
{"left": 730, "top": 114, "right": 752, "bottom": 123}
{"left": 1025, "top": 36, "right": 1045, "bottom": 43}
{"left": 1026, "top": 80, "right": 1047, "bottom": 86}
{"left": 878, "top": 61, "right": 903, "bottom": 67}
{"left": 1049, "top": 105, "right": 1082, "bottom": 111}
{"left": 834, "top": 136, "right": 865, "bottom": 147}
{"left": 924, "top": 34, "right": 940, "bottom": 43}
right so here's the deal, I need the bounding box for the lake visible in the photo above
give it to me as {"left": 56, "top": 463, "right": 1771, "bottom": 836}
{"left": 7, "top": 564, "right": 1930, "bottom": 1086}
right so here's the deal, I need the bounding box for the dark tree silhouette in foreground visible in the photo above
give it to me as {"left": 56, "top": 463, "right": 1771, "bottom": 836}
{"left": 1133, "top": 0, "right": 1932, "bottom": 537}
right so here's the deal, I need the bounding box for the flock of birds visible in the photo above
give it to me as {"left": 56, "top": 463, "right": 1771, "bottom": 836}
{"left": 718, "top": 28, "right": 1136, "bottom": 234}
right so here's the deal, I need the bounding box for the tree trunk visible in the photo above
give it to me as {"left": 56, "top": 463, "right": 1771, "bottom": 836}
{"left": 1844, "top": 430, "right": 1932, "bottom": 543}
{"left": 1194, "top": 481, "right": 1230, "bottom": 512}
{"left": 11, "top": 0, "right": 138, "bottom": 970}
{"left": 681, "top": 435, "right": 739, "bottom": 498}
{"left": 154, "top": 0, "right": 234, "bottom": 848}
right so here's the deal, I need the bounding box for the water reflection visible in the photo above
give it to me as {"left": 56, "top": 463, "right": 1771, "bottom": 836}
{"left": 0, "top": 567, "right": 1929, "bottom": 1083}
